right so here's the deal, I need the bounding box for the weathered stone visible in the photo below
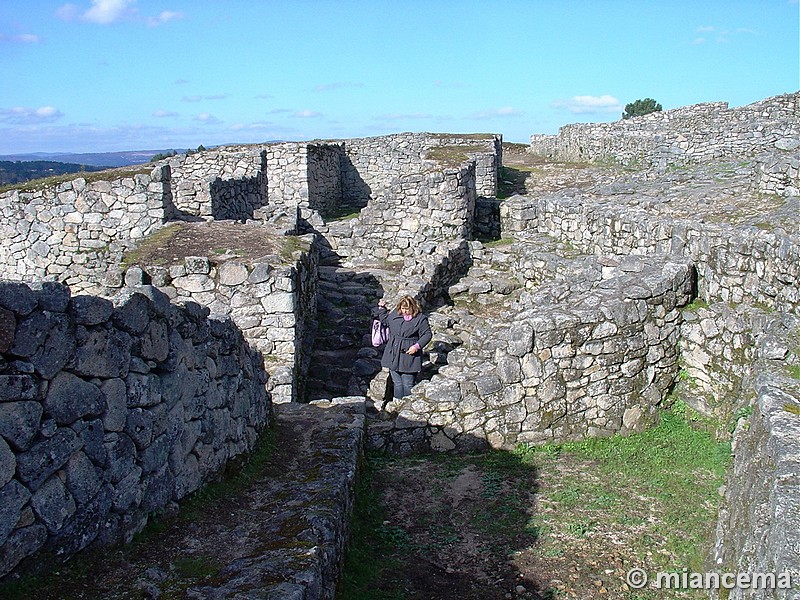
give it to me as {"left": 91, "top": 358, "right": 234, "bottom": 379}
{"left": 70, "top": 295, "right": 114, "bottom": 325}
{"left": 65, "top": 451, "right": 102, "bottom": 505}
{"left": 30, "top": 474, "right": 77, "bottom": 533}
{"left": 0, "top": 480, "right": 31, "bottom": 546}
{"left": 0, "top": 375, "right": 37, "bottom": 402}
{"left": 44, "top": 371, "right": 104, "bottom": 425}
{"left": 74, "top": 326, "right": 132, "bottom": 378}
{"left": 0, "top": 401, "right": 42, "bottom": 451}
{"left": 0, "top": 437, "right": 14, "bottom": 488}
{"left": 0, "top": 282, "right": 37, "bottom": 315}
{"left": 113, "top": 293, "right": 151, "bottom": 334}
{"left": 0, "top": 307, "right": 14, "bottom": 352}
{"left": 16, "top": 428, "right": 81, "bottom": 490}
{"left": 101, "top": 378, "right": 127, "bottom": 432}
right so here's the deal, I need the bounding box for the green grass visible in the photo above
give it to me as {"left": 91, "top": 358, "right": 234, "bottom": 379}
{"left": 339, "top": 457, "right": 409, "bottom": 600}
{"left": 548, "top": 408, "right": 731, "bottom": 571}
{"left": 342, "top": 406, "right": 731, "bottom": 599}
{"left": 0, "top": 166, "right": 154, "bottom": 194}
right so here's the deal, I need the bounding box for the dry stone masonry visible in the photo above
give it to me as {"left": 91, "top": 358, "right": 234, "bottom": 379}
{"left": 0, "top": 93, "right": 798, "bottom": 597}
{"left": 0, "top": 281, "right": 269, "bottom": 578}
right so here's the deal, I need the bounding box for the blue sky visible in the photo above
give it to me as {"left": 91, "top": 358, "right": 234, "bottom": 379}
{"left": 0, "top": 0, "right": 797, "bottom": 154}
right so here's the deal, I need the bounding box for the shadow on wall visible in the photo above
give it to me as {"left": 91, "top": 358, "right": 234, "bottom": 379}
{"left": 210, "top": 175, "right": 267, "bottom": 221}
{"left": 340, "top": 153, "right": 372, "bottom": 210}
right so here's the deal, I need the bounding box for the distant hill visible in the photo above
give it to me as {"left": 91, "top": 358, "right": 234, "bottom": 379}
{"left": 0, "top": 160, "right": 111, "bottom": 187}
{"left": 0, "top": 149, "right": 185, "bottom": 168}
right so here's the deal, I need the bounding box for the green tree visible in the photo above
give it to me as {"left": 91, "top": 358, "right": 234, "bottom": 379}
{"left": 622, "top": 98, "right": 663, "bottom": 119}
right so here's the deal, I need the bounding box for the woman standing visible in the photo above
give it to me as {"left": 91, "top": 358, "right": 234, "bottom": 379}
{"left": 376, "top": 295, "right": 432, "bottom": 399}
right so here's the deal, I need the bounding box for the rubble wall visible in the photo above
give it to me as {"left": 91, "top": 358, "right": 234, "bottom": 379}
{"left": 119, "top": 235, "right": 319, "bottom": 404}
{"left": 0, "top": 281, "right": 270, "bottom": 577}
{"left": 500, "top": 195, "right": 800, "bottom": 315}
{"left": 0, "top": 166, "right": 171, "bottom": 294}
{"left": 368, "top": 256, "right": 694, "bottom": 454}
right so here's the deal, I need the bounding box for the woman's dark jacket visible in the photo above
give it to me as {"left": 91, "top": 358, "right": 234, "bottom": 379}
{"left": 376, "top": 307, "right": 432, "bottom": 373}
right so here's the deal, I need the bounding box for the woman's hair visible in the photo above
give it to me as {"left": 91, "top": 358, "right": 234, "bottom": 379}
{"left": 395, "top": 295, "right": 421, "bottom": 317}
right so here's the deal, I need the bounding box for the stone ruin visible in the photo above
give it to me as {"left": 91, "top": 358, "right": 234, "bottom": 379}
{"left": 0, "top": 92, "right": 798, "bottom": 597}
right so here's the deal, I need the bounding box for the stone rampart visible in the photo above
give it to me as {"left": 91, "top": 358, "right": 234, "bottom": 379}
{"left": 711, "top": 358, "right": 800, "bottom": 600}
{"left": 0, "top": 281, "right": 270, "bottom": 578}
{"left": 167, "top": 146, "right": 267, "bottom": 220}
{"left": 367, "top": 255, "right": 693, "bottom": 454}
{"left": 326, "top": 163, "right": 477, "bottom": 263}
{"left": 0, "top": 166, "right": 172, "bottom": 294}
{"left": 529, "top": 92, "right": 800, "bottom": 170}
{"left": 500, "top": 195, "right": 800, "bottom": 314}
{"left": 118, "top": 234, "right": 318, "bottom": 405}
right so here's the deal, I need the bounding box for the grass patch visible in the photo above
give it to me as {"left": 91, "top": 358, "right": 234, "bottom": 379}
{"left": 121, "top": 222, "right": 185, "bottom": 268}
{"left": 277, "top": 234, "right": 312, "bottom": 262}
{"left": 425, "top": 144, "right": 488, "bottom": 168}
{"left": 342, "top": 405, "right": 730, "bottom": 599}
{"left": 340, "top": 457, "right": 410, "bottom": 600}
{"left": 0, "top": 166, "right": 154, "bottom": 194}
{"left": 322, "top": 204, "right": 363, "bottom": 222}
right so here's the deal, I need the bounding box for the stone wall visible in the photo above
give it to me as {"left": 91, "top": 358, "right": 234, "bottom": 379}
{"left": 341, "top": 133, "right": 500, "bottom": 203}
{"left": 500, "top": 195, "right": 800, "bottom": 315}
{"left": 367, "top": 255, "right": 693, "bottom": 454}
{"left": 529, "top": 92, "right": 800, "bottom": 170}
{"left": 118, "top": 234, "right": 318, "bottom": 405}
{"left": 326, "top": 163, "right": 477, "bottom": 263}
{"left": 709, "top": 314, "right": 800, "bottom": 600}
{"left": 0, "top": 166, "right": 171, "bottom": 294}
{"left": 0, "top": 281, "right": 271, "bottom": 577}
{"left": 752, "top": 150, "right": 800, "bottom": 198}
{"left": 167, "top": 147, "right": 267, "bottom": 220}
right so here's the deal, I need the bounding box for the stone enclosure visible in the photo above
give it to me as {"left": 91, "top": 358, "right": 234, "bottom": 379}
{"left": 0, "top": 92, "right": 798, "bottom": 597}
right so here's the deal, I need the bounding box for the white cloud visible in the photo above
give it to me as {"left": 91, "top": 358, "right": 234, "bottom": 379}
{"left": 0, "top": 106, "right": 64, "bottom": 123}
{"left": 194, "top": 113, "right": 221, "bottom": 124}
{"left": 552, "top": 95, "right": 622, "bottom": 114}
{"left": 696, "top": 25, "right": 715, "bottom": 33}
{"left": 147, "top": 10, "right": 184, "bottom": 27}
{"left": 152, "top": 110, "right": 178, "bottom": 118}
{"left": 690, "top": 37, "right": 707, "bottom": 45}
{"left": 16, "top": 34, "right": 41, "bottom": 43}
{"left": 292, "top": 110, "right": 321, "bottom": 118}
{"left": 82, "top": 0, "right": 136, "bottom": 24}
{"left": 56, "top": 4, "right": 80, "bottom": 21}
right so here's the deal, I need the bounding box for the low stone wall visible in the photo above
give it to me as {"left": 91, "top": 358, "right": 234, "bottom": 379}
{"left": 677, "top": 303, "right": 789, "bottom": 429}
{"left": 0, "top": 281, "right": 271, "bottom": 578}
{"left": 500, "top": 195, "right": 800, "bottom": 315}
{"left": 367, "top": 255, "right": 693, "bottom": 454}
{"left": 341, "top": 133, "right": 500, "bottom": 203}
{"left": 529, "top": 92, "right": 800, "bottom": 169}
{"left": 327, "top": 163, "right": 477, "bottom": 262}
{"left": 710, "top": 320, "right": 800, "bottom": 599}
{"left": 167, "top": 147, "right": 267, "bottom": 220}
{"left": 120, "top": 233, "right": 319, "bottom": 404}
{"left": 752, "top": 150, "right": 800, "bottom": 198}
{"left": 0, "top": 166, "right": 171, "bottom": 293}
